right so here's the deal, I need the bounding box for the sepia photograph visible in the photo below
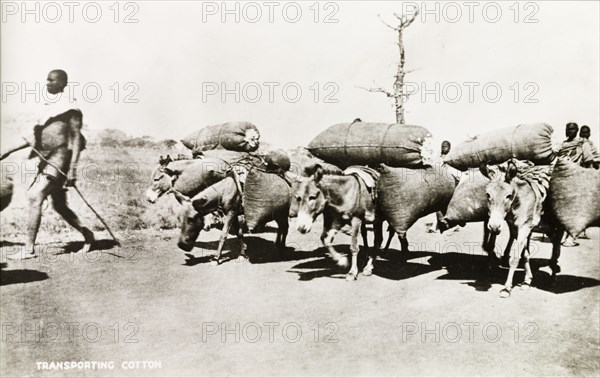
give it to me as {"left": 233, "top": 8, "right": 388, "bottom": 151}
{"left": 1, "top": 0, "right": 599, "bottom": 376}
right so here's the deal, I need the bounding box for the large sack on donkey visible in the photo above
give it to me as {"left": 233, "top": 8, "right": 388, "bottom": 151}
{"left": 264, "top": 150, "right": 291, "bottom": 173}
{"left": 201, "top": 149, "right": 250, "bottom": 164}
{"left": 170, "top": 157, "right": 229, "bottom": 197}
{"left": 288, "top": 147, "right": 342, "bottom": 176}
{"left": 377, "top": 164, "right": 456, "bottom": 234}
{"left": 243, "top": 169, "right": 291, "bottom": 232}
{"left": 443, "top": 123, "right": 557, "bottom": 170}
{"left": 181, "top": 122, "right": 260, "bottom": 153}
{"left": 549, "top": 159, "right": 600, "bottom": 236}
{"left": 0, "top": 177, "right": 13, "bottom": 212}
{"left": 443, "top": 169, "right": 491, "bottom": 225}
{"left": 307, "top": 122, "right": 433, "bottom": 169}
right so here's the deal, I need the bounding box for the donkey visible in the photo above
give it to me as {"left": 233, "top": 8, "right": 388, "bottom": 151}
{"left": 482, "top": 160, "right": 563, "bottom": 298}
{"left": 292, "top": 164, "right": 384, "bottom": 281}
{"left": 177, "top": 169, "right": 290, "bottom": 265}
{"left": 176, "top": 171, "right": 247, "bottom": 264}
{"left": 145, "top": 155, "right": 227, "bottom": 204}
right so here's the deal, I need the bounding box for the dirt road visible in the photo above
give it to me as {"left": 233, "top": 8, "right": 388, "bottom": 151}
{"left": 1, "top": 219, "right": 599, "bottom": 377}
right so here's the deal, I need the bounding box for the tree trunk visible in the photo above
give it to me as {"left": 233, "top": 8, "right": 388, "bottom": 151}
{"left": 395, "top": 28, "right": 406, "bottom": 124}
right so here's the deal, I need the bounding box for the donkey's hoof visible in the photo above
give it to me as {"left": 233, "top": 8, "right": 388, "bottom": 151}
{"left": 210, "top": 259, "right": 220, "bottom": 266}
{"left": 362, "top": 268, "right": 373, "bottom": 276}
{"left": 336, "top": 257, "right": 349, "bottom": 268}
{"left": 236, "top": 255, "right": 249, "bottom": 263}
{"left": 346, "top": 273, "right": 357, "bottom": 281}
{"left": 520, "top": 282, "right": 532, "bottom": 291}
{"left": 499, "top": 288, "right": 512, "bottom": 298}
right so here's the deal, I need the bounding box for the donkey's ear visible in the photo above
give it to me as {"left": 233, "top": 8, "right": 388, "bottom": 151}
{"left": 303, "top": 163, "right": 322, "bottom": 178}
{"left": 159, "top": 154, "right": 173, "bottom": 166}
{"left": 505, "top": 160, "right": 518, "bottom": 183}
{"left": 192, "top": 195, "right": 208, "bottom": 211}
{"left": 479, "top": 162, "right": 495, "bottom": 180}
{"left": 313, "top": 164, "right": 323, "bottom": 183}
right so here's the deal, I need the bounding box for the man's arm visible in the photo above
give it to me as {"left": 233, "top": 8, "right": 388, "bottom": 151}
{"left": 66, "top": 110, "right": 84, "bottom": 186}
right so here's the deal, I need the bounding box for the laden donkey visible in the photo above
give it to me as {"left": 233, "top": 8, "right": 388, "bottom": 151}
{"left": 177, "top": 167, "right": 290, "bottom": 265}
{"left": 482, "top": 160, "right": 563, "bottom": 298}
{"left": 176, "top": 170, "right": 247, "bottom": 264}
{"left": 292, "top": 164, "right": 384, "bottom": 281}
{"left": 145, "top": 155, "right": 227, "bottom": 204}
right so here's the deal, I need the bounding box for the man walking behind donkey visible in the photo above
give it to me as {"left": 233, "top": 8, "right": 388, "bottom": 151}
{"left": 0, "top": 69, "right": 94, "bottom": 260}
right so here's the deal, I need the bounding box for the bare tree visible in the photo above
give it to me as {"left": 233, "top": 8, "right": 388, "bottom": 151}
{"left": 359, "top": 9, "right": 419, "bottom": 124}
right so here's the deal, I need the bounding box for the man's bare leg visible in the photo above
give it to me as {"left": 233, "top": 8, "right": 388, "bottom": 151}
{"left": 51, "top": 186, "right": 94, "bottom": 253}
{"left": 8, "top": 176, "right": 54, "bottom": 260}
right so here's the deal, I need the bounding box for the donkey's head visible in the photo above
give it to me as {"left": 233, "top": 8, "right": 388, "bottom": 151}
{"left": 146, "top": 155, "right": 177, "bottom": 203}
{"left": 291, "top": 164, "right": 327, "bottom": 234}
{"left": 482, "top": 160, "right": 518, "bottom": 234}
{"left": 176, "top": 176, "right": 238, "bottom": 252}
{"left": 176, "top": 197, "right": 205, "bottom": 252}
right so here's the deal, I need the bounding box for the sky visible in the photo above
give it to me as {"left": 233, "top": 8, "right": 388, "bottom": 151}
{"left": 1, "top": 0, "right": 599, "bottom": 149}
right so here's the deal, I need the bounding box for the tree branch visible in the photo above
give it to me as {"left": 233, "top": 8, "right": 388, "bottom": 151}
{"left": 356, "top": 86, "right": 396, "bottom": 98}
{"left": 378, "top": 14, "right": 398, "bottom": 31}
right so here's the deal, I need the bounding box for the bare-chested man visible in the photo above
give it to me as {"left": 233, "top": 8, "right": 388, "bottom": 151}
{"left": 0, "top": 69, "right": 94, "bottom": 259}
{"left": 557, "top": 122, "right": 596, "bottom": 246}
{"left": 579, "top": 125, "right": 600, "bottom": 169}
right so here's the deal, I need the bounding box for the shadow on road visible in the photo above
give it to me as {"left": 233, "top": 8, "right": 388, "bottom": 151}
{"left": 55, "top": 239, "right": 121, "bottom": 255}
{"left": 0, "top": 263, "right": 49, "bottom": 286}
{"left": 429, "top": 252, "right": 600, "bottom": 294}
{"left": 288, "top": 246, "right": 441, "bottom": 281}
{"left": 533, "top": 270, "right": 600, "bottom": 294}
{"left": 0, "top": 240, "right": 24, "bottom": 247}
{"left": 190, "top": 235, "right": 323, "bottom": 265}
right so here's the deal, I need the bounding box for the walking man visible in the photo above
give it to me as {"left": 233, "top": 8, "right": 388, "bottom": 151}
{"left": 0, "top": 69, "right": 94, "bottom": 259}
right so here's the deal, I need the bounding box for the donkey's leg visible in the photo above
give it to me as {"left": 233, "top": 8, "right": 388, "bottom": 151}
{"left": 501, "top": 226, "right": 530, "bottom": 298}
{"left": 235, "top": 215, "right": 248, "bottom": 261}
{"left": 398, "top": 231, "right": 409, "bottom": 256}
{"left": 365, "top": 218, "right": 383, "bottom": 276}
{"left": 481, "top": 221, "right": 497, "bottom": 280}
{"left": 321, "top": 228, "right": 348, "bottom": 267}
{"left": 521, "top": 233, "right": 534, "bottom": 289}
{"left": 384, "top": 225, "right": 394, "bottom": 251}
{"left": 502, "top": 226, "right": 517, "bottom": 265}
{"left": 360, "top": 223, "right": 369, "bottom": 250}
{"left": 347, "top": 217, "right": 362, "bottom": 281}
{"left": 275, "top": 215, "right": 289, "bottom": 250}
{"left": 212, "top": 210, "right": 235, "bottom": 266}
{"left": 373, "top": 218, "right": 383, "bottom": 253}
{"left": 549, "top": 228, "right": 563, "bottom": 281}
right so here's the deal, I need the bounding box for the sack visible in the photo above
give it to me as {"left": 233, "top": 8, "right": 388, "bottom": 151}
{"left": 243, "top": 169, "right": 291, "bottom": 232}
{"left": 264, "top": 150, "right": 291, "bottom": 173}
{"left": 288, "top": 147, "right": 343, "bottom": 176}
{"left": 171, "top": 157, "right": 229, "bottom": 197}
{"left": 549, "top": 159, "right": 600, "bottom": 236}
{"left": 443, "top": 169, "right": 490, "bottom": 225}
{"left": 443, "top": 123, "right": 556, "bottom": 170}
{"left": 307, "top": 122, "right": 433, "bottom": 169}
{"left": 181, "top": 122, "right": 260, "bottom": 153}
{"left": 28, "top": 121, "right": 86, "bottom": 159}
{"left": 200, "top": 149, "right": 250, "bottom": 164}
{"left": 377, "top": 164, "right": 456, "bottom": 234}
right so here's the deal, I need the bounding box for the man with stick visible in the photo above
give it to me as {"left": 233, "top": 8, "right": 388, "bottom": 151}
{"left": 0, "top": 69, "right": 94, "bottom": 260}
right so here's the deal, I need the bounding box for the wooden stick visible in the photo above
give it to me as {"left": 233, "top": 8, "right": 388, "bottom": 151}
{"left": 23, "top": 138, "right": 121, "bottom": 245}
